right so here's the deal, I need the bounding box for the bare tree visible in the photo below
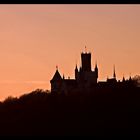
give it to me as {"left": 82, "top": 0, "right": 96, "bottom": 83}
{"left": 132, "top": 75, "right": 140, "bottom": 87}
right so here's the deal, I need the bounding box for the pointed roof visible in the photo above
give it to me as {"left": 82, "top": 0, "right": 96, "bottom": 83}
{"left": 95, "top": 60, "right": 98, "bottom": 69}
{"left": 129, "top": 73, "right": 132, "bottom": 81}
{"left": 51, "top": 69, "right": 62, "bottom": 82}
{"left": 122, "top": 75, "right": 125, "bottom": 82}
{"left": 113, "top": 65, "right": 116, "bottom": 78}
{"left": 129, "top": 76, "right": 132, "bottom": 81}
{"left": 75, "top": 64, "right": 78, "bottom": 70}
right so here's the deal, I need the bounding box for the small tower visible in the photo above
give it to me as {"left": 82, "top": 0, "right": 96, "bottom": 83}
{"left": 95, "top": 61, "right": 98, "bottom": 78}
{"left": 75, "top": 64, "right": 78, "bottom": 79}
{"left": 50, "top": 66, "right": 62, "bottom": 92}
{"left": 50, "top": 66, "right": 62, "bottom": 82}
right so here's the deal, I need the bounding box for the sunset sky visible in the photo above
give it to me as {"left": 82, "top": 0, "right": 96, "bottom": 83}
{"left": 0, "top": 4, "right": 140, "bottom": 100}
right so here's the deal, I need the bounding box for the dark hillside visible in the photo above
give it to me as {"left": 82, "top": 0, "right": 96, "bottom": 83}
{"left": 0, "top": 87, "right": 140, "bottom": 136}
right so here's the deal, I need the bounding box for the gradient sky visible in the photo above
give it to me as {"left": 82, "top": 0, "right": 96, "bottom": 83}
{"left": 0, "top": 4, "right": 140, "bottom": 100}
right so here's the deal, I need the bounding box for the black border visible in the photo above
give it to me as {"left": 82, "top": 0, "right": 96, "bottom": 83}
{"left": 1, "top": 0, "right": 140, "bottom": 4}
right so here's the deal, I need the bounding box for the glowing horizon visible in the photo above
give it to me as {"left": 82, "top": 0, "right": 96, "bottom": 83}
{"left": 0, "top": 4, "right": 140, "bottom": 101}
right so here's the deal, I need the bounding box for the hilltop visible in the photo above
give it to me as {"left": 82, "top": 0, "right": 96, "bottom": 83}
{"left": 0, "top": 87, "right": 140, "bottom": 136}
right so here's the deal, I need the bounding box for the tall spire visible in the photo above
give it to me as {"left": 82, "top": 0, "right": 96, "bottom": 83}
{"left": 95, "top": 60, "right": 98, "bottom": 78}
{"left": 113, "top": 65, "right": 116, "bottom": 79}
{"left": 75, "top": 64, "right": 78, "bottom": 79}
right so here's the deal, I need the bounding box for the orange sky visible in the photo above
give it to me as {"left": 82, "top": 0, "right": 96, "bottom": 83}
{"left": 0, "top": 4, "right": 140, "bottom": 101}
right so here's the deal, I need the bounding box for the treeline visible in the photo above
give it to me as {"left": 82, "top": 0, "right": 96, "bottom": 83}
{"left": 0, "top": 87, "right": 140, "bottom": 136}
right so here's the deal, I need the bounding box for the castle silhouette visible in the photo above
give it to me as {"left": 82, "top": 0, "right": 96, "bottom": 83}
{"left": 50, "top": 48, "right": 134, "bottom": 94}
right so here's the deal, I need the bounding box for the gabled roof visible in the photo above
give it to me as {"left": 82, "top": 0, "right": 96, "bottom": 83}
{"left": 51, "top": 70, "right": 62, "bottom": 82}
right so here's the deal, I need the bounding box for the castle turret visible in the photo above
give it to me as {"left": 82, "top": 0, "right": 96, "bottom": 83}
{"left": 95, "top": 61, "right": 98, "bottom": 78}
{"left": 50, "top": 69, "right": 62, "bottom": 82}
{"left": 50, "top": 66, "right": 62, "bottom": 92}
{"left": 75, "top": 64, "right": 78, "bottom": 79}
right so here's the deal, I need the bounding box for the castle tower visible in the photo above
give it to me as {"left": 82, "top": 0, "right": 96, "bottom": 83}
{"left": 81, "top": 51, "right": 91, "bottom": 72}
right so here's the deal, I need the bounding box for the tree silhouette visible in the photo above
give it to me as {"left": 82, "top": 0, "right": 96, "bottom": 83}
{"left": 0, "top": 83, "right": 139, "bottom": 136}
{"left": 132, "top": 75, "right": 140, "bottom": 87}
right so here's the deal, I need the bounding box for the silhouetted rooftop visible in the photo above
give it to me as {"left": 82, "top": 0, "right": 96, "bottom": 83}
{"left": 63, "top": 79, "right": 77, "bottom": 86}
{"left": 51, "top": 70, "right": 62, "bottom": 82}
